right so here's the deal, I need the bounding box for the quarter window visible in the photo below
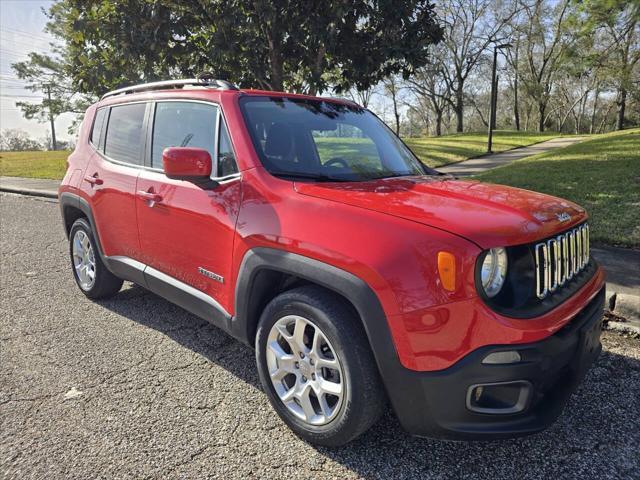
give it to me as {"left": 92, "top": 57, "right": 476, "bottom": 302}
{"left": 218, "top": 120, "right": 238, "bottom": 177}
{"left": 104, "top": 103, "right": 146, "bottom": 165}
{"left": 151, "top": 102, "right": 218, "bottom": 170}
{"left": 90, "top": 108, "right": 107, "bottom": 148}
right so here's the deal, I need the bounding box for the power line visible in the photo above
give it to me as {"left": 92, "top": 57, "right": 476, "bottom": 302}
{"left": 0, "top": 31, "right": 54, "bottom": 45}
{"left": 1, "top": 27, "right": 57, "bottom": 44}
{"left": 0, "top": 46, "right": 50, "bottom": 57}
{"left": 0, "top": 37, "right": 53, "bottom": 52}
{"left": 0, "top": 94, "right": 44, "bottom": 98}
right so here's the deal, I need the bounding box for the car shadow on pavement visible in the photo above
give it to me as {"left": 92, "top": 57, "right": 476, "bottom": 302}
{"left": 99, "top": 283, "right": 640, "bottom": 479}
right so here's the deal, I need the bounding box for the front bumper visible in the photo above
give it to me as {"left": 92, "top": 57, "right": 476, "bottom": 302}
{"left": 387, "top": 286, "right": 605, "bottom": 440}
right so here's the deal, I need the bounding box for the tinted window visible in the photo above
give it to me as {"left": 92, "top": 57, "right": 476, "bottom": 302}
{"left": 218, "top": 120, "right": 238, "bottom": 177}
{"left": 104, "top": 103, "right": 146, "bottom": 165}
{"left": 240, "top": 97, "right": 429, "bottom": 182}
{"left": 152, "top": 102, "right": 218, "bottom": 169}
{"left": 90, "top": 108, "right": 107, "bottom": 147}
{"left": 312, "top": 126, "right": 382, "bottom": 172}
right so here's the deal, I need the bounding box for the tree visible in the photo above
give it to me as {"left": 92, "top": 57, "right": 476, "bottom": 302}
{"left": 407, "top": 62, "right": 450, "bottom": 136}
{"left": 578, "top": 0, "right": 640, "bottom": 130}
{"left": 44, "top": 0, "right": 443, "bottom": 97}
{"left": 434, "top": 0, "right": 517, "bottom": 132}
{"left": 348, "top": 86, "right": 377, "bottom": 109}
{"left": 382, "top": 76, "right": 403, "bottom": 135}
{"left": 518, "top": 0, "right": 572, "bottom": 132}
{"left": 0, "top": 129, "right": 44, "bottom": 152}
{"left": 12, "top": 52, "right": 92, "bottom": 149}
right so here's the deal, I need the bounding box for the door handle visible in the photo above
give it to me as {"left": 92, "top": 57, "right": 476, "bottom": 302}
{"left": 137, "top": 190, "right": 163, "bottom": 204}
{"left": 84, "top": 174, "right": 103, "bottom": 186}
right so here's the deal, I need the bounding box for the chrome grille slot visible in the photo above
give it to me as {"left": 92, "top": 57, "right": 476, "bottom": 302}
{"left": 534, "top": 223, "right": 590, "bottom": 299}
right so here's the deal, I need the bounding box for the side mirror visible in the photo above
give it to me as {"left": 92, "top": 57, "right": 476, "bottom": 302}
{"left": 162, "top": 147, "right": 217, "bottom": 188}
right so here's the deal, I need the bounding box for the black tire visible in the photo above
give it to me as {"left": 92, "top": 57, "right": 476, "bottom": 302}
{"left": 255, "top": 285, "right": 386, "bottom": 446}
{"left": 68, "top": 218, "right": 123, "bottom": 299}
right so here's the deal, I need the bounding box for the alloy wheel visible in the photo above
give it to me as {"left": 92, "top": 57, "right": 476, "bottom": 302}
{"left": 266, "top": 315, "right": 344, "bottom": 426}
{"left": 72, "top": 230, "right": 96, "bottom": 290}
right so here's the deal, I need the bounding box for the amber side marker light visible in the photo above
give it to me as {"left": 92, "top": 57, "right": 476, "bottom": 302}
{"left": 437, "top": 251, "right": 456, "bottom": 291}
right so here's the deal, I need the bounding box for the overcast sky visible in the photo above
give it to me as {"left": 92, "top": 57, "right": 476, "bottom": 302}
{"left": 0, "top": 0, "right": 75, "bottom": 141}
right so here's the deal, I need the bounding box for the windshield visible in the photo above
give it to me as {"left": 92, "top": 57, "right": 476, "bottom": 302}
{"left": 240, "top": 96, "right": 433, "bottom": 182}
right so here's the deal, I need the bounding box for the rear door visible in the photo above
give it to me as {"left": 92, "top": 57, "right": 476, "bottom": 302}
{"left": 83, "top": 102, "right": 148, "bottom": 260}
{"left": 136, "top": 100, "right": 242, "bottom": 313}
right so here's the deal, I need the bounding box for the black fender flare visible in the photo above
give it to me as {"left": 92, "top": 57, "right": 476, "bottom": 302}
{"left": 231, "top": 247, "right": 417, "bottom": 413}
{"left": 59, "top": 192, "right": 105, "bottom": 259}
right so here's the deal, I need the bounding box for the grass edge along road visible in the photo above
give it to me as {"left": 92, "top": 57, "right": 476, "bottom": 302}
{"left": 476, "top": 128, "right": 640, "bottom": 249}
{"left": 404, "top": 130, "right": 561, "bottom": 167}
{"left": 0, "top": 150, "right": 70, "bottom": 180}
{"left": 0, "top": 130, "right": 561, "bottom": 180}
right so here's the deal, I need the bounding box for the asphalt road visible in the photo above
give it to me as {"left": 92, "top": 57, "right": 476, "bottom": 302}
{"left": 1, "top": 192, "right": 639, "bottom": 480}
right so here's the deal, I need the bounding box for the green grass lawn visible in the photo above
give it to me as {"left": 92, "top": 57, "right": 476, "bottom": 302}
{"left": 0, "top": 150, "right": 70, "bottom": 179}
{"left": 476, "top": 128, "right": 640, "bottom": 248}
{"left": 0, "top": 131, "right": 558, "bottom": 180}
{"left": 404, "top": 130, "right": 562, "bottom": 167}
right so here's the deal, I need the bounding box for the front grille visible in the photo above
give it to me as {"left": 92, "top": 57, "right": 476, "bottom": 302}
{"left": 534, "top": 223, "right": 590, "bottom": 299}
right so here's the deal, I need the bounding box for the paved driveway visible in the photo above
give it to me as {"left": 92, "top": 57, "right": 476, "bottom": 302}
{"left": 1, "top": 193, "right": 639, "bottom": 479}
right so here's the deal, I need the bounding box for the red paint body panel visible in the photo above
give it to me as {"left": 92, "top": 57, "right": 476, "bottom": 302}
{"left": 163, "top": 147, "right": 212, "bottom": 178}
{"left": 296, "top": 177, "right": 588, "bottom": 249}
{"left": 59, "top": 87, "right": 606, "bottom": 376}
{"left": 84, "top": 155, "right": 140, "bottom": 259}
{"left": 136, "top": 170, "right": 242, "bottom": 311}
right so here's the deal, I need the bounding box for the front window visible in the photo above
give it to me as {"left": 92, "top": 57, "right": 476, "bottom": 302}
{"left": 151, "top": 102, "right": 218, "bottom": 170}
{"left": 240, "top": 97, "right": 431, "bottom": 182}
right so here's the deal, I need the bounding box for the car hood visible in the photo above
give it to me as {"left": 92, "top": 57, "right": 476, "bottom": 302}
{"left": 295, "top": 176, "right": 587, "bottom": 248}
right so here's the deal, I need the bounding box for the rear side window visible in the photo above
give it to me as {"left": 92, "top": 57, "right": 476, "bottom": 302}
{"left": 151, "top": 102, "right": 218, "bottom": 169}
{"left": 104, "top": 103, "right": 147, "bottom": 165}
{"left": 90, "top": 108, "right": 107, "bottom": 147}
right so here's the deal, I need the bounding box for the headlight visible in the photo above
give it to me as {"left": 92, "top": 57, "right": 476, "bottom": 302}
{"left": 480, "top": 248, "right": 508, "bottom": 297}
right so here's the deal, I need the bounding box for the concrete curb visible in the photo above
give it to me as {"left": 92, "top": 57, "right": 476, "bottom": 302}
{"left": 0, "top": 186, "right": 58, "bottom": 199}
{"left": 605, "top": 320, "right": 640, "bottom": 338}
{"left": 605, "top": 292, "right": 640, "bottom": 330}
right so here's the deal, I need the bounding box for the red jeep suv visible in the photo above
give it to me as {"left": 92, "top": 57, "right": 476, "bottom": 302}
{"left": 59, "top": 78, "right": 605, "bottom": 446}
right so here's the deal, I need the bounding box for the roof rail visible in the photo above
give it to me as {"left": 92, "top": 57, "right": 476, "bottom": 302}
{"left": 101, "top": 78, "right": 238, "bottom": 100}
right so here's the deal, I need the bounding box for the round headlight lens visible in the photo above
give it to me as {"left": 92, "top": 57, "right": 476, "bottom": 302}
{"left": 481, "top": 248, "right": 508, "bottom": 298}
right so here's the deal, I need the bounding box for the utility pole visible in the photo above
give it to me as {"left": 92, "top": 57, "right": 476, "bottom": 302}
{"left": 487, "top": 43, "right": 512, "bottom": 153}
{"left": 44, "top": 83, "right": 57, "bottom": 151}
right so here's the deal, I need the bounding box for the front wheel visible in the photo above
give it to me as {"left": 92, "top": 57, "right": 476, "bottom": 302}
{"left": 255, "top": 286, "right": 385, "bottom": 446}
{"left": 69, "top": 218, "right": 123, "bottom": 299}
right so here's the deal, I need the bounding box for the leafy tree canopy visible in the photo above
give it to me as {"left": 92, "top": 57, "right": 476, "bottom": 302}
{"left": 45, "top": 0, "right": 443, "bottom": 96}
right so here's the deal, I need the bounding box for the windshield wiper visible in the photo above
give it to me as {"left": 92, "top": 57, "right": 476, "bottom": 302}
{"left": 269, "top": 170, "right": 351, "bottom": 182}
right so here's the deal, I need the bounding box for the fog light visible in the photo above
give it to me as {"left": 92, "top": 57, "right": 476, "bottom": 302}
{"left": 466, "top": 381, "right": 531, "bottom": 414}
{"left": 482, "top": 350, "right": 521, "bottom": 365}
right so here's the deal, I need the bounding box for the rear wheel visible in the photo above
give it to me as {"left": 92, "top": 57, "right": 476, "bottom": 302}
{"left": 256, "top": 286, "right": 385, "bottom": 446}
{"left": 69, "top": 218, "right": 123, "bottom": 299}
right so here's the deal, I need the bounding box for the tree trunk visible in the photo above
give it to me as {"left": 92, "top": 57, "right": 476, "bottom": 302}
{"left": 435, "top": 110, "right": 443, "bottom": 136}
{"left": 598, "top": 102, "right": 615, "bottom": 133}
{"left": 514, "top": 75, "right": 520, "bottom": 131}
{"left": 590, "top": 88, "right": 600, "bottom": 134}
{"left": 267, "top": 34, "right": 284, "bottom": 92}
{"left": 392, "top": 90, "right": 400, "bottom": 135}
{"left": 455, "top": 88, "right": 464, "bottom": 132}
{"left": 616, "top": 88, "right": 627, "bottom": 130}
{"left": 513, "top": 45, "right": 520, "bottom": 131}
{"left": 538, "top": 102, "right": 546, "bottom": 132}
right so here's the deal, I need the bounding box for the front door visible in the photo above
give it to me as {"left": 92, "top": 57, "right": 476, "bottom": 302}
{"left": 136, "top": 101, "right": 242, "bottom": 314}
